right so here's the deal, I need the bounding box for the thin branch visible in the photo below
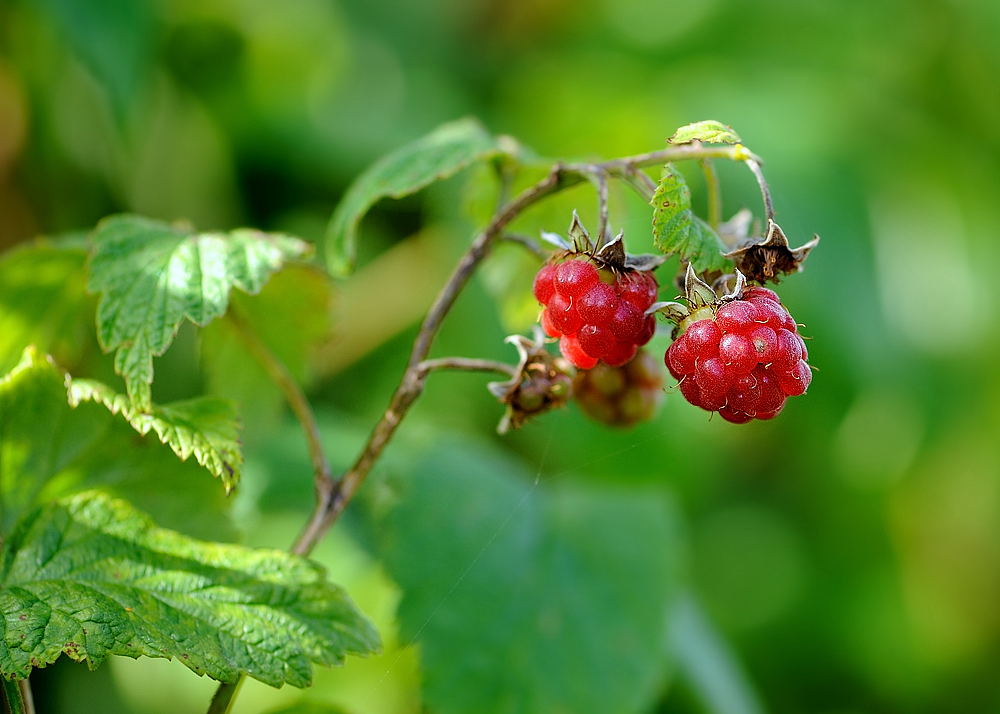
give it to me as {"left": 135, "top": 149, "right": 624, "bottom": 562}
{"left": 500, "top": 233, "right": 549, "bottom": 259}
{"left": 743, "top": 157, "right": 774, "bottom": 223}
{"left": 568, "top": 164, "right": 611, "bottom": 246}
{"left": 224, "top": 309, "right": 334, "bottom": 557}
{"left": 600, "top": 143, "right": 761, "bottom": 173}
{"left": 700, "top": 159, "right": 721, "bottom": 230}
{"left": 418, "top": 357, "right": 517, "bottom": 378}
{"left": 621, "top": 165, "right": 657, "bottom": 202}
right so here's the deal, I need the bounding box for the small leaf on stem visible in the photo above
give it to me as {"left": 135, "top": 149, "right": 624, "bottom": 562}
{"left": 669, "top": 120, "right": 743, "bottom": 146}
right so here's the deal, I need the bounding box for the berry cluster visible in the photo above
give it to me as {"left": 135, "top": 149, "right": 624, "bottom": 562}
{"left": 533, "top": 258, "right": 658, "bottom": 370}
{"left": 573, "top": 349, "right": 663, "bottom": 427}
{"left": 666, "top": 286, "right": 811, "bottom": 423}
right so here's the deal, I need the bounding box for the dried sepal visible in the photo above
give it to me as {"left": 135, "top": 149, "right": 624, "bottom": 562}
{"left": 645, "top": 301, "right": 690, "bottom": 322}
{"left": 723, "top": 219, "right": 820, "bottom": 284}
{"left": 684, "top": 263, "right": 716, "bottom": 308}
{"left": 540, "top": 230, "right": 571, "bottom": 251}
{"left": 489, "top": 330, "right": 574, "bottom": 434}
{"left": 567, "top": 210, "right": 592, "bottom": 253}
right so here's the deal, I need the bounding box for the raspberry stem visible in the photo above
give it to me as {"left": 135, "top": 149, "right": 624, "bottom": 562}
{"left": 295, "top": 141, "right": 776, "bottom": 556}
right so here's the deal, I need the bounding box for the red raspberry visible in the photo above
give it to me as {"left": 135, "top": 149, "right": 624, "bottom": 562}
{"left": 666, "top": 289, "right": 811, "bottom": 423}
{"left": 573, "top": 348, "right": 664, "bottom": 427}
{"left": 534, "top": 257, "right": 659, "bottom": 370}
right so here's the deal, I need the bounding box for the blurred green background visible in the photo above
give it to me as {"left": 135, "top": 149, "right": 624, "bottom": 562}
{"left": 3, "top": 0, "right": 1000, "bottom": 712}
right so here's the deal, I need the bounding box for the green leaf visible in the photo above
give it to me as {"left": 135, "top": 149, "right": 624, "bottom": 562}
{"left": 651, "top": 165, "right": 731, "bottom": 273}
{"left": 325, "top": 117, "right": 507, "bottom": 277}
{"left": 0, "top": 239, "right": 94, "bottom": 376}
{"left": 0, "top": 491, "right": 380, "bottom": 685}
{"left": 29, "top": 0, "right": 156, "bottom": 118}
{"left": 200, "top": 264, "right": 334, "bottom": 439}
{"left": 68, "top": 380, "right": 242, "bottom": 492}
{"left": 669, "top": 593, "right": 764, "bottom": 714}
{"left": 369, "top": 438, "right": 678, "bottom": 714}
{"left": 669, "top": 120, "right": 742, "bottom": 146}
{"left": 87, "top": 214, "right": 311, "bottom": 411}
{"left": 0, "top": 348, "right": 235, "bottom": 541}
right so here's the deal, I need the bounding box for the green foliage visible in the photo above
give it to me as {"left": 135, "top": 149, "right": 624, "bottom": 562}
{"left": 669, "top": 594, "right": 763, "bottom": 714}
{"left": 87, "top": 215, "right": 311, "bottom": 411}
{"left": 0, "top": 239, "right": 94, "bottom": 376}
{"left": 68, "top": 380, "right": 242, "bottom": 492}
{"left": 369, "top": 439, "right": 677, "bottom": 714}
{"left": 0, "top": 348, "right": 235, "bottom": 541}
{"left": 324, "top": 118, "right": 509, "bottom": 277}
{"left": 26, "top": 0, "right": 155, "bottom": 117}
{"left": 651, "top": 164, "right": 731, "bottom": 273}
{"left": 669, "top": 121, "right": 742, "bottom": 146}
{"left": 0, "top": 491, "right": 380, "bottom": 686}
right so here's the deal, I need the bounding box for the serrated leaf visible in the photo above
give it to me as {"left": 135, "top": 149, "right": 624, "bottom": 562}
{"left": 669, "top": 120, "right": 742, "bottom": 146}
{"left": 0, "top": 491, "right": 380, "bottom": 685}
{"left": 651, "top": 165, "right": 732, "bottom": 273}
{"left": 201, "top": 264, "right": 334, "bottom": 440}
{"left": 68, "top": 380, "right": 242, "bottom": 492}
{"left": 0, "top": 348, "right": 235, "bottom": 541}
{"left": 87, "top": 214, "right": 311, "bottom": 411}
{"left": 369, "top": 438, "right": 678, "bottom": 714}
{"left": 325, "top": 117, "right": 507, "bottom": 277}
{"left": 0, "top": 239, "right": 95, "bottom": 376}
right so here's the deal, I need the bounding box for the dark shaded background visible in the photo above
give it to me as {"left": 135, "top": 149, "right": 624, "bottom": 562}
{"left": 3, "top": 0, "right": 1000, "bottom": 712}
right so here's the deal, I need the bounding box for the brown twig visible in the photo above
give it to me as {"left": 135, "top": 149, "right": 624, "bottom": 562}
{"left": 743, "top": 157, "right": 774, "bottom": 223}
{"left": 418, "top": 357, "right": 517, "bottom": 378}
{"left": 568, "top": 164, "right": 611, "bottom": 245}
{"left": 621, "top": 165, "right": 657, "bottom": 202}
{"left": 500, "top": 233, "right": 549, "bottom": 259}
{"left": 224, "top": 309, "right": 334, "bottom": 557}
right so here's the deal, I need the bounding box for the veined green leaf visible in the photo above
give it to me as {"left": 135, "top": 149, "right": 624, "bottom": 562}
{"left": 68, "top": 380, "right": 242, "bottom": 492}
{"left": 669, "top": 120, "right": 742, "bottom": 146}
{"left": 0, "top": 491, "right": 380, "bottom": 685}
{"left": 651, "top": 164, "right": 731, "bottom": 273}
{"left": 0, "top": 348, "right": 235, "bottom": 541}
{"left": 325, "top": 117, "right": 507, "bottom": 277}
{"left": 369, "top": 438, "right": 678, "bottom": 714}
{"left": 87, "top": 214, "right": 311, "bottom": 411}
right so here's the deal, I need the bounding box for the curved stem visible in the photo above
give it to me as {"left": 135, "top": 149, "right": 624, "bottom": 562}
{"left": 224, "top": 310, "right": 334, "bottom": 557}
{"left": 418, "top": 357, "right": 517, "bottom": 378}
{"left": 743, "top": 157, "right": 774, "bottom": 223}
{"left": 568, "top": 164, "right": 611, "bottom": 245}
{"left": 621, "top": 165, "right": 657, "bottom": 202}
{"left": 500, "top": 233, "right": 549, "bottom": 259}
{"left": 700, "top": 159, "right": 721, "bottom": 230}
{"left": 206, "top": 677, "right": 242, "bottom": 714}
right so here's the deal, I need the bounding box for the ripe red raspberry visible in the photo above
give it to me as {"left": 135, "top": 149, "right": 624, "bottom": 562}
{"left": 573, "top": 348, "right": 664, "bottom": 427}
{"left": 533, "top": 256, "right": 659, "bottom": 370}
{"left": 665, "top": 287, "right": 812, "bottom": 423}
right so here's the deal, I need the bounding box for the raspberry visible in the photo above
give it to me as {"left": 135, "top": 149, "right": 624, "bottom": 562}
{"left": 666, "top": 288, "right": 811, "bottom": 423}
{"left": 573, "top": 349, "right": 664, "bottom": 427}
{"left": 534, "top": 256, "right": 659, "bottom": 370}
